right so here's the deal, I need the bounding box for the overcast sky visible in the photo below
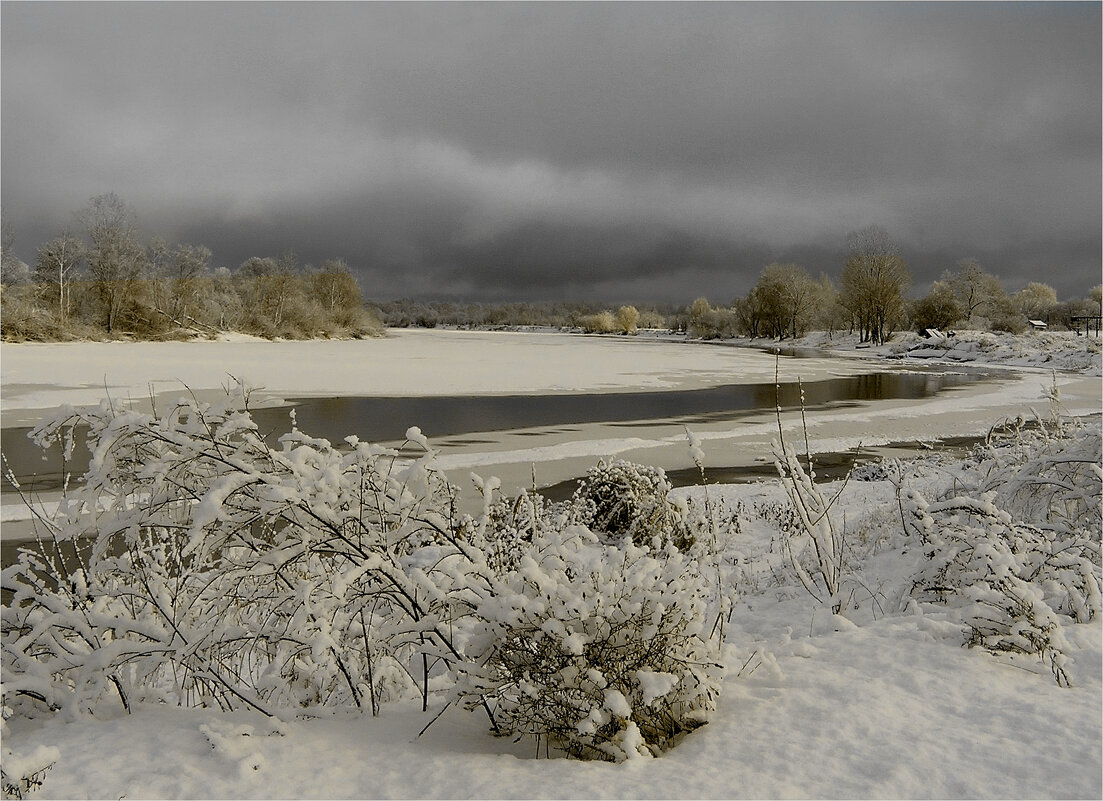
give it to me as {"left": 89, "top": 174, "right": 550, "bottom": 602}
{"left": 3, "top": 2, "right": 1100, "bottom": 304}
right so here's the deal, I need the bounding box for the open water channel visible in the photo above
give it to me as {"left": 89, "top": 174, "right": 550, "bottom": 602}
{"left": 1, "top": 365, "right": 991, "bottom": 498}
{"left": 1, "top": 360, "right": 1002, "bottom": 575}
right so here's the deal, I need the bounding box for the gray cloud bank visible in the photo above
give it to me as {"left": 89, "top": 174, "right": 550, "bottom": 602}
{"left": 3, "top": 2, "right": 1099, "bottom": 302}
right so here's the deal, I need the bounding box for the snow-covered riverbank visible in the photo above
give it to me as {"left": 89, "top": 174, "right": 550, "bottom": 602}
{"left": 0, "top": 329, "right": 866, "bottom": 425}
{"left": 4, "top": 415, "right": 1100, "bottom": 799}
{"left": 2, "top": 329, "right": 1100, "bottom": 800}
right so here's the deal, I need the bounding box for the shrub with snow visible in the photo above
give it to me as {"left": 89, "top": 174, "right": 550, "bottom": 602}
{"left": 454, "top": 525, "right": 722, "bottom": 761}
{"left": 2, "top": 387, "right": 726, "bottom": 764}
{"left": 984, "top": 420, "right": 1101, "bottom": 536}
{"left": 478, "top": 488, "right": 574, "bottom": 574}
{"left": 571, "top": 459, "right": 694, "bottom": 551}
{"left": 771, "top": 438, "right": 848, "bottom": 613}
{"left": 904, "top": 419, "right": 1101, "bottom": 685}
{"left": 1, "top": 389, "right": 476, "bottom": 718}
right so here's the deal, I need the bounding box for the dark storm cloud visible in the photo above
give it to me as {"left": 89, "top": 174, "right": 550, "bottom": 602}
{"left": 3, "top": 2, "right": 1099, "bottom": 302}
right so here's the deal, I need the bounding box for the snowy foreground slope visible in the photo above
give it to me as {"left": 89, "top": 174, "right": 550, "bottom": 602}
{"left": 6, "top": 610, "right": 1099, "bottom": 799}
{"left": 1, "top": 330, "right": 1100, "bottom": 800}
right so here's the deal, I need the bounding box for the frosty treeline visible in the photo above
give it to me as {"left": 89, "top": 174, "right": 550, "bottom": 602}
{"left": 0, "top": 194, "right": 383, "bottom": 342}
{"left": 372, "top": 298, "right": 675, "bottom": 334}
{"left": 5, "top": 204, "right": 1101, "bottom": 344}
{"left": 685, "top": 229, "right": 1101, "bottom": 343}
{"left": 2, "top": 382, "right": 1099, "bottom": 766}
{"left": 314, "top": 227, "right": 1103, "bottom": 343}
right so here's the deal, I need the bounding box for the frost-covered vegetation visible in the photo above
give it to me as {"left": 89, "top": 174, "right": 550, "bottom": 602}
{"left": 2, "top": 381, "right": 1100, "bottom": 794}
{"left": 903, "top": 421, "right": 1101, "bottom": 686}
{"left": 373, "top": 299, "right": 673, "bottom": 333}
{"left": 1, "top": 194, "right": 383, "bottom": 342}
{"left": 1, "top": 389, "right": 725, "bottom": 764}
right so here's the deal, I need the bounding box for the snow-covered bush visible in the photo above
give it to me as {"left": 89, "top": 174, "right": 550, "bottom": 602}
{"left": 454, "top": 525, "right": 722, "bottom": 761}
{"left": 897, "top": 414, "right": 1101, "bottom": 686}
{"left": 1, "top": 744, "right": 58, "bottom": 800}
{"left": 477, "top": 487, "right": 575, "bottom": 575}
{"left": 742, "top": 372, "right": 1091, "bottom": 684}
{"left": 772, "top": 437, "right": 847, "bottom": 613}
{"left": 906, "top": 491, "right": 1097, "bottom": 686}
{"left": 983, "top": 421, "right": 1101, "bottom": 536}
{"left": 1, "top": 387, "right": 480, "bottom": 718}
{"left": 571, "top": 459, "right": 693, "bottom": 550}
{"left": 2, "top": 387, "right": 727, "bottom": 762}
{"left": 477, "top": 457, "right": 719, "bottom": 567}
{"left": 767, "top": 364, "right": 852, "bottom": 613}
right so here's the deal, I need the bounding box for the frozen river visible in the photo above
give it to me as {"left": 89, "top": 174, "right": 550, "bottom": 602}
{"left": 0, "top": 365, "right": 987, "bottom": 497}
{"left": 2, "top": 328, "right": 1099, "bottom": 527}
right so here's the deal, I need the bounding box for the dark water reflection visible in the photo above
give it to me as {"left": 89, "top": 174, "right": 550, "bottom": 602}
{"left": 1, "top": 367, "right": 992, "bottom": 499}
{"left": 270, "top": 368, "right": 986, "bottom": 444}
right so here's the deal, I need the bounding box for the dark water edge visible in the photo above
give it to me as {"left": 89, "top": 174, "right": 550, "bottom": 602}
{"left": 0, "top": 366, "right": 994, "bottom": 500}
{"left": 537, "top": 435, "right": 988, "bottom": 501}
{"left": 277, "top": 367, "right": 990, "bottom": 444}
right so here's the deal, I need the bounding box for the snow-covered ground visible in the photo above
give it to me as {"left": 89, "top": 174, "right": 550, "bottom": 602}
{"left": 6, "top": 616, "right": 1098, "bottom": 799}
{"left": 779, "top": 327, "right": 1103, "bottom": 375}
{"left": 2, "top": 329, "right": 1100, "bottom": 799}
{"left": 5, "top": 453, "right": 1100, "bottom": 799}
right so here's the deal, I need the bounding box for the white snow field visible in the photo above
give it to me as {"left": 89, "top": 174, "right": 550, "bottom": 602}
{"left": 5, "top": 612, "right": 1099, "bottom": 799}
{"left": 1, "top": 328, "right": 1100, "bottom": 799}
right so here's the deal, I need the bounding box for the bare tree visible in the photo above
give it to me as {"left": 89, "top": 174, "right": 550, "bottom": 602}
{"left": 235, "top": 253, "right": 304, "bottom": 334}
{"left": 145, "top": 236, "right": 174, "bottom": 321}
{"left": 682, "top": 297, "right": 736, "bottom": 339}
{"left": 813, "top": 273, "right": 840, "bottom": 333}
{"left": 79, "top": 193, "right": 147, "bottom": 332}
{"left": 747, "top": 269, "right": 785, "bottom": 339}
{"left": 209, "top": 266, "right": 244, "bottom": 330}
{"left": 840, "top": 225, "right": 910, "bottom": 345}
{"left": 311, "top": 258, "right": 361, "bottom": 313}
{"left": 168, "top": 243, "right": 212, "bottom": 326}
{"left": 145, "top": 238, "right": 214, "bottom": 331}
{"left": 1, "top": 218, "right": 12, "bottom": 260}
{"left": 732, "top": 292, "right": 762, "bottom": 337}
{"left": 614, "top": 305, "right": 640, "bottom": 335}
{"left": 685, "top": 297, "right": 713, "bottom": 337}
{"left": 943, "top": 259, "right": 1006, "bottom": 322}
{"left": 34, "top": 232, "right": 86, "bottom": 318}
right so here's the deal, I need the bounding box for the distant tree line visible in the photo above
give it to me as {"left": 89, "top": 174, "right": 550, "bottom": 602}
{"left": 682, "top": 225, "right": 1102, "bottom": 342}
{"left": 370, "top": 298, "right": 677, "bottom": 333}
{"left": 374, "top": 225, "right": 1100, "bottom": 342}
{"left": 1, "top": 193, "right": 383, "bottom": 341}
{"left": 4, "top": 205, "right": 1100, "bottom": 344}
